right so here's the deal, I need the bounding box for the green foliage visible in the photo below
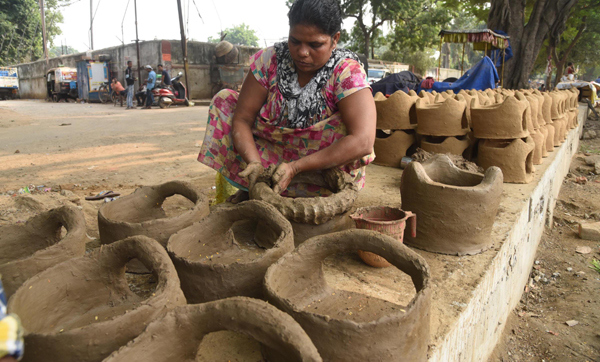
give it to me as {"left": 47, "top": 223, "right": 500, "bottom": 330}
{"left": 208, "top": 23, "right": 260, "bottom": 47}
{"left": 590, "top": 259, "right": 600, "bottom": 275}
{"left": 388, "top": 0, "right": 454, "bottom": 53}
{"left": 0, "top": 0, "right": 65, "bottom": 65}
{"left": 49, "top": 45, "right": 79, "bottom": 58}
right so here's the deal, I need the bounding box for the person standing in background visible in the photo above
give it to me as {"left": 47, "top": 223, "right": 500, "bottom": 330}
{"left": 143, "top": 65, "right": 156, "bottom": 109}
{"left": 124, "top": 60, "right": 136, "bottom": 109}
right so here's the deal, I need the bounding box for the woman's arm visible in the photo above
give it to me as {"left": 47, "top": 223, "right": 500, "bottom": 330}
{"left": 231, "top": 70, "right": 269, "bottom": 187}
{"left": 272, "top": 88, "right": 376, "bottom": 193}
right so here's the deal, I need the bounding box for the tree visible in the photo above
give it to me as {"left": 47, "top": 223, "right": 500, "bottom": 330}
{"left": 485, "top": 0, "right": 581, "bottom": 89}
{"left": 208, "top": 23, "right": 260, "bottom": 47}
{"left": 544, "top": 0, "right": 600, "bottom": 87}
{"left": 0, "top": 0, "right": 65, "bottom": 65}
{"left": 49, "top": 45, "right": 79, "bottom": 58}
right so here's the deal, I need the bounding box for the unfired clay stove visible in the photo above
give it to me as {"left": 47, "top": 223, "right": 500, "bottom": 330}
{"left": 470, "top": 95, "right": 529, "bottom": 139}
{"left": 98, "top": 181, "right": 209, "bottom": 247}
{"left": 373, "top": 130, "right": 416, "bottom": 167}
{"left": 400, "top": 155, "right": 503, "bottom": 255}
{"left": 264, "top": 229, "right": 431, "bottom": 362}
{"left": 374, "top": 91, "right": 418, "bottom": 130}
{"left": 103, "top": 297, "right": 322, "bottom": 362}
{"left": 167, "top": 200, "right": 294, "bottom": 303}
{"left": 8, "top": 236, "right": 186, "bottom": 362}
{"left": 415, "top": 95, "right": 469, "bottom": 137}
{"left": 478, "top": 136, "right": 535, "bottom": 184}
{"left": 0, "top": 205, "right": 86, "bottom": 298}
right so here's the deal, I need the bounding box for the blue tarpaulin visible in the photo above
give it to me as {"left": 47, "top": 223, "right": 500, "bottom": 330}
{"left": 418, "top": 56, "right": 499, "bottom": 94}
{"left": 490, "top": 30, "right": 513, "bottom": 67}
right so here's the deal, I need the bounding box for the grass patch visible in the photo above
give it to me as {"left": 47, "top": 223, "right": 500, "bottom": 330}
{"left": 590, "top": 259, "right": 600, "bottom": 274}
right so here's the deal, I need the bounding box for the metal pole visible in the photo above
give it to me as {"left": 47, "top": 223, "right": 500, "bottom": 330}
{"left": 461, "top": 42, "right": 465, "bottom": 76}
{"left": 501, "top": 47, "right": 505, "bottom": 88}
{"left": 438, "top": 36, "right": 442, "bottom": 81}
{"left": 90, "top": 0, "right": 94, "bottom": 50}
{"left": 39, "top": 0, "right": 49, "bottom": 65}
{"left": 177, "top": 0, "right": 190, "bottom": 100}
{"left": 134, "top": 0, "right": 141, "bottom": 87}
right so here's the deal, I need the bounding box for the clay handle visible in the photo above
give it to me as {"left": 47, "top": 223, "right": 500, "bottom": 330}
{"left": 405, "top": 211, "right": 417, "bottom": 238}
{"left": 101, "top": 235, "right": 174, "bottom": 276}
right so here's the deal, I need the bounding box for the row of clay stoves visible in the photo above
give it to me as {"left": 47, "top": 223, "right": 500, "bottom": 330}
{"left": 373, "top": 87, "right": 580, "bottom": 184}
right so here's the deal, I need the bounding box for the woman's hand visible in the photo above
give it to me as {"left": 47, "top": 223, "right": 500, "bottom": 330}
{"left": 239, "top": 161, "right": 264, "bottom": 190}
{"left": 272, "top": 162, "right": 299, "bottom": 195}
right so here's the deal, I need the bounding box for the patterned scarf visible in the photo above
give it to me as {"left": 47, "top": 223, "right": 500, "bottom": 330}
{"left": 274, "top": 41, "right": 360, "bottom": 129}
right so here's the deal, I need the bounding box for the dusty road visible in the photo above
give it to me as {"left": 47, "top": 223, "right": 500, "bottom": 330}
{"left": 0, "top": 100, "right": 214, "bottom": 192}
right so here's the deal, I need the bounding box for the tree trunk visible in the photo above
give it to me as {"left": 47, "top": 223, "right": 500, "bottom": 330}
{"left": 545, "top": 46, "right": 554, "bottom": 90}
{"left": 488, "top": 0, "right": 579, "bottom": 89}
{"left": 552, "top": 17, "right": 587, "bottom": 87}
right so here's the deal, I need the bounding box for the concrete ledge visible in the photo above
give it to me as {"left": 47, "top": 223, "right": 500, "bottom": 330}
{"left": 428, "top": 104, "right": 586, "bottom": 361}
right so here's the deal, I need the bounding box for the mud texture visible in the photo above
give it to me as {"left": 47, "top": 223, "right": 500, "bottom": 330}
{"left": 471, "top": 95, "right": 530, "bottom": 139}
{"left": 412, "top": 148, "right": 484, "bottom": 173}
{"left": 373, "top": 130, "right": 416, "bottom": 167}
{"left": 264, "top": 229, "right": 431, "bottom": 362}
{"left": 250, "top": 167, "right": 358, "bottom": 225}
{"left": 98, "top": 181, "right": 209, "bottom": 247}
{"left": 420, "top": 135, "right": 469, "bottom": 156}
{"left": 290, "top": 211, "right": 354, "bottom": 246}
{"left": 374, "top": 91, "right": 418, "bottom": 130}
{"left": 103, "top": 297, "right": 322, "bottom": 362}
{"left": 0, "top": 205, "right": 86, "bottom": 298}
{"left": 401, "top": 154, "right": 503, "bottom": 255}
{"left": 167, "top": 200, "right": 294, "bottom": 303}
{"left": 8, "top": 236, "right": 186, "bottom": 362}
{"left": 416, "top": 95, "right": 469, "bottom": 137}
{"left": 478, "top": 136, "right": 535, "bottom": 184}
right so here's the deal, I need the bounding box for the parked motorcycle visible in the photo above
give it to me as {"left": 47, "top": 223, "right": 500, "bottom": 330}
{"left": 151, "top": 72, "right": 189, "bottom": 108}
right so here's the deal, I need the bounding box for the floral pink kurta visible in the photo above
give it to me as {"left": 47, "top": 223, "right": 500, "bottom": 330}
{"left": 198, "top": 46, "right": 374, "bottom": 195}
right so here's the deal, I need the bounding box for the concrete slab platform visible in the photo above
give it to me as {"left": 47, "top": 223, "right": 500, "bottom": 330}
{"left": 193, "top": 104, "right": 586, "bottom": 361}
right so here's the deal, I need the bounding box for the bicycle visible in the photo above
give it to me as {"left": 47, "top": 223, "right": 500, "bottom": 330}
{"left": 97, "top": 82, "right": 111, "bottom": 104}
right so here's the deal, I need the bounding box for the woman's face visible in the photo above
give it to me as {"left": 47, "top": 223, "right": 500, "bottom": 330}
{"left": 288, "top": 24, "right": 340, "bottom": 75}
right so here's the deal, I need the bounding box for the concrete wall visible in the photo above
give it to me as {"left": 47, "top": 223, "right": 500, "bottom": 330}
{"left": 429, "top": 104, "right": 587, "bottom": 361}
{"left": 13, "top": 40, "right": 260, "bottom": 100}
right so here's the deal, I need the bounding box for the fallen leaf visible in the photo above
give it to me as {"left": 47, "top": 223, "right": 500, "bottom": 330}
{"left": 576, "top": 246, "right": 592, "bottom": 254}
{"left": 566, "top": 320, "right": 579, "bottom": 327}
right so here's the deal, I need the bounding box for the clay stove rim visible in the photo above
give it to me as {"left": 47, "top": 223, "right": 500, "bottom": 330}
{"left": 167, "top": 200, "right": 293, "bottom": 267}
{"left": 8, "top": 236, "right": 180, "bottom": 337}
{"left": 99, "top": 181, "right": 204, "bottom": 228}
{"left": 104, "top": 297, "right": 322, "bottom": 362}
{"left": 0, "top": 205, "right": 85, "bottom": 266}
{"left": 264, "top": 229, "right": 431, "bottom": 328}
{"left": 409, "top": 155, "right": 501, "bottom": 190}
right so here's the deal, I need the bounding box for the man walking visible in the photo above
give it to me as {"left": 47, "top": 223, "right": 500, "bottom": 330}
{"left": 143, "top": 65, "right": 156, "bottom": 109}
{"left": 124, "top": 60, "right": 136, "bottom": 109}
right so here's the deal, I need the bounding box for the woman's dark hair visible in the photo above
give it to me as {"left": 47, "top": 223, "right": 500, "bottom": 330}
{"left": 288, "top": 0, "right": 342, "bottom": 37}
{"left": 568, "top": 62, "right": 573, "bottom": 66}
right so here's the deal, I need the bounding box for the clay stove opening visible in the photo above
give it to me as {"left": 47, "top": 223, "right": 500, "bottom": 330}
{"left": 103, "top": 189, "right": 198, "bottom": 224}
{"left": 162, "top": 194, "right": 196, "bottom": 218}
{"left": 521, "top": 108, "right": 528, "bottom": 132}
{"left": 424, "top": 165, "right": 483, "bottom": 187}
{"left": 126, "top": 272, "right": 158, "bottom": 299}
{"left": 169, "top": 216, "right": 280, "bottom": 264}
{"left": 0, "top": 221, "right": 67, "bottom": 265}
{"left": 376, "top": 129, "right": 392, "bottom": 139}
{"left": 194, "top": 331, "right": 263, "bottom": 360}
{"left": 525, "top": 144, "right": 534, "bottom": 175}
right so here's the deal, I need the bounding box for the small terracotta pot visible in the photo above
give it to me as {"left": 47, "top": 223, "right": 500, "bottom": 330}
{"left": 351, "top": 206, "right": 416, "bottom": 268}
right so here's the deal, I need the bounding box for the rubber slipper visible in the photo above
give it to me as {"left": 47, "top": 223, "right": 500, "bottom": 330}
{"left": 85, "top": 190, "right": 121, "bottom": 201}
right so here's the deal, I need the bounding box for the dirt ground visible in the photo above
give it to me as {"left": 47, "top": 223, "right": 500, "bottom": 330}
{"left": 2, "top": 100, "right": 600, "bottom": 360}
{"left": 490, "top": 116, "right": 600, "bottom": 362}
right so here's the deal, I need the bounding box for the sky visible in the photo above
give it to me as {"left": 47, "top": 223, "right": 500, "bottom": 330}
{"left": 56, "top": 0, "right": 351, "bottom": 52}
